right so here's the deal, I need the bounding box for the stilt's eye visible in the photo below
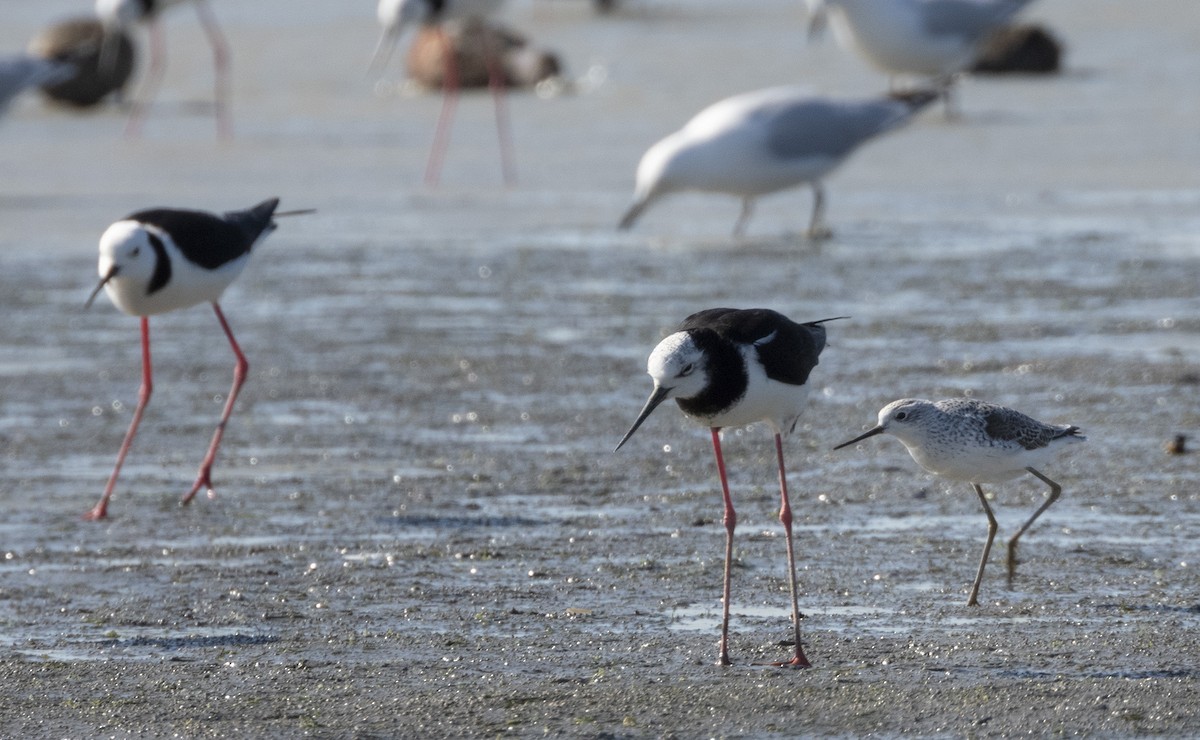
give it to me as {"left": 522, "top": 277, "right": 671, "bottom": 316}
{"left": 895, "top": 411, "right": 908, "bottom": 421}
{"left": 131, "top": 247, "right": 140, "bottom": 257}
{"left": 680, "top": 363, "right": 694, "bottom": 376}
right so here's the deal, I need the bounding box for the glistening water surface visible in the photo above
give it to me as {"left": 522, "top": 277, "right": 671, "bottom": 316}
{"left": 1, "top": 0, "right": 1199, "bottom": 736}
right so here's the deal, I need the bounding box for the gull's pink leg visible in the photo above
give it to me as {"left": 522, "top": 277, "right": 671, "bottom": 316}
{"left": 424, "top": 27, "right": 460, "bottom": 187}
{"left": 194, "top": 0, "right": 233, "bottom": 140}
{"left": 85, "top": 317, "right": 153, "bottom": 521}
{"left": 766, "top": 433, "right": 811, "bottom": 668}
{"left": 182, "top": 303, "right": 247, "bottom": 505}
{"left": 710, "top": 428, "right": 736, "bottom": 667}
{"left": 125, "top": 19, "right": 167, "bottom": 138}
{"left": 482, "top": 34, "right": 516, "bottom": 185}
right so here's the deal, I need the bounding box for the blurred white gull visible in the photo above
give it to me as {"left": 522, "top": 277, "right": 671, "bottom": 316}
{"left": 619, "top": 86, "right": 936, "bottom": 238}
{"left": 0, "top": 55, "right": 74, "bottom": 117}
{"left": 807, "top": 0, "right": 1037, "bottom": 112}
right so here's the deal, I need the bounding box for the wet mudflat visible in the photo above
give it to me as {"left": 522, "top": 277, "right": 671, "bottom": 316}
{"left": 2, "top": 0, "right": 1200, "bottom": 736}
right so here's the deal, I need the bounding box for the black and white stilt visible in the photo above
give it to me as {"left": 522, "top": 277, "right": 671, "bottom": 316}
{"left": 83, "top": 198, "right": 308, "bottom": 520}
{"left": 370, "top": 0, "right": 515, "bottom": 186}
{"left": 616, "top": 308, "right": 846, "bottom": 667}
{"left": 95, "top": 0, "right": 233, "bottom": 138}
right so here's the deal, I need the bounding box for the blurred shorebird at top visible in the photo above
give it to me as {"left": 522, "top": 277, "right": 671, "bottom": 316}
{"left": 369, "top": 0, "right": 507, "bottom": 76}
{"left": 0, "top": 54, "right": 75, "bottom": 117}
{"left": 806, "top": 0, "right": 1037, "bottom": 116}
{"left": 370, "top": 0, "right": 516, "bottom": 186}
{"left": 95, "top": 0, "right": 233, "bottom": 138}
{"left": 619, "top": 87, "right": 936, "bottom": 239}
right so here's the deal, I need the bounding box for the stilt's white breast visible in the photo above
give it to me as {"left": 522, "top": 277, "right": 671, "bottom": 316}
{"left": 703, "top": 342, "right": 810, "bottom": 433}
{"left": 98, "top": 219, "right": 249, "bottom": 317}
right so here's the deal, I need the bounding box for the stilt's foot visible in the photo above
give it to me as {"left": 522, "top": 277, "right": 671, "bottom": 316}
{"left": 755, "top": 643, "right": 812, "bottom": 669}
{"left": 717, "top": 653, "right": 732, "bottom": 667}
{"left": 182, "top": 472, "right": 214, "bottom": 506}
{"left": 966, "top": 597, "right": 980, "bottom": 607}
{"left": 766, "top": 655, "right": 812, "bottom": 669}
{"left": 82, "top": 504, "right": 109, "bottom": 521}
{"left": 805, "top": 226, "right": 833, "bottom": 241}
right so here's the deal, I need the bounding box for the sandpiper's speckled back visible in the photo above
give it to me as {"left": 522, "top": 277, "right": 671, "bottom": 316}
{"left": 876, "top": 398, "right": 1084, "bottom": 483}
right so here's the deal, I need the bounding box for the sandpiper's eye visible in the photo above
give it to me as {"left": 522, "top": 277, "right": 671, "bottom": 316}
{"left": 131, "top": 247, "right": 140, "bottom": 257}
{"left": 895, "top": 411, "right": 908, "bottom": 421}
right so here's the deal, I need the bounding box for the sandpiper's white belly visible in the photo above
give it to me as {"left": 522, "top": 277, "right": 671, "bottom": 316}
{"left": 901, "top": 434, "right": 1084, "bottom": 484}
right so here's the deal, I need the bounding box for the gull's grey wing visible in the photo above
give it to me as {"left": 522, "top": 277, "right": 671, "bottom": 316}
{"left": 921, "top": 0, "right": 1034, "bottom": 40}
{"left": 764, "top": 97, "right": 913, "bottom": 160}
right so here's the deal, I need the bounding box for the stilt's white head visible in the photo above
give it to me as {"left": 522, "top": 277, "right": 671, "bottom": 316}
{"left": 646, "top": 331, "right": 709, "bottom": 402}
{"left": 87, "top": 220, "right": 162, "bottom": 316}
{"left": 614, "top": 331, "right": 711, "bottom": 451}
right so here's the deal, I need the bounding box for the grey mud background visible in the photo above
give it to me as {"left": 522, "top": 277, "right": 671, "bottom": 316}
{"left": 2, "top": 0, "right": 1199, "bottom": 736}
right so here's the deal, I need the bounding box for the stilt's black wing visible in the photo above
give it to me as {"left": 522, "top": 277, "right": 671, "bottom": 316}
{"left": 128, "top": 198, "right": 280, "bottom": 270}
{"left": 677, "top": 308, "right": 841, "bottom": 386}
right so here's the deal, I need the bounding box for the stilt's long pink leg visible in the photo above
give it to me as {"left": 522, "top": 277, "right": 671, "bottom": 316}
{"left": 85, "top": 317, "right": 153, "bottom": 520}
{"left": 482, "top": 34, "right": 516, "bottom": 185}
{"left": 183, "top": 303, "right": 247, "bottom": 505}
{"left": 125, "top": 19, "right": 167, "bottom": 138}
{"left": 710, "top": 427, "right": 736, "bottom": 667}
{"left": 194, "top": 0, "right": 233, "bottom": 140}
{"left": 424, "top": 27, "right": 460, "bottom": 187}
{"left": 768, "top": 432, "right": 811, "bottom": 668}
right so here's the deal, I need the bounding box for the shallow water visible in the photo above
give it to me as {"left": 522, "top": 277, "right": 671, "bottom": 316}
{"left": 2, "top": 0, "right": 1200, "bottom": 736}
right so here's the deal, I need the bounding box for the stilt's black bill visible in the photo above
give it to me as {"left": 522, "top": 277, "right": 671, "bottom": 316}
{"left": 614, "top": 385, "right": 670, "bottom": 452}
{"left": 85, "top": 265, "right": 119, "bottom": 309}
{"left": 833, "top": 425, "right": 885, "bottom": 450}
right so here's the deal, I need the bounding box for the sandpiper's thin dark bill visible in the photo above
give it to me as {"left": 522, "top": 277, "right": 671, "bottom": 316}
{"left": 833, "top": 424, "right": 885, "bottom": 449}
